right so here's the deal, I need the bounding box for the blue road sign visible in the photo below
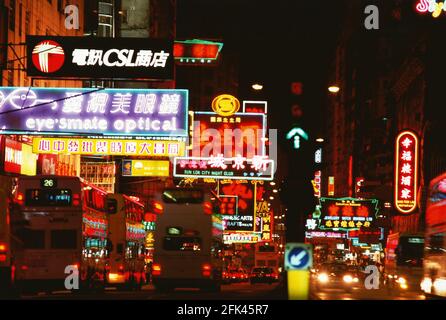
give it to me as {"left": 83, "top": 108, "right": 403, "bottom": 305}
{"left": 285, "top": 243, "right": 312, "bottom": 270}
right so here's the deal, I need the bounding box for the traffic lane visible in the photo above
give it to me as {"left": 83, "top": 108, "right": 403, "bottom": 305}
{"left": 312, "top": 281, "right": 425, "bottom": 300}
{"left": 19, "top": 283, "right": 282, "bottom": 300}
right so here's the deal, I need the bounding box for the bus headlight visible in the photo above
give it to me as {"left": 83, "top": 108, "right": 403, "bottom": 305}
{"left": 343, "top": 275, "right": 353, "bottom": 283}
{"left": 318, "top": 273, "right": 329, "bottom": 283}
{"left": 433, "top": 278, "right": 446, "bottom": 295}
{"left": 420, "top": 277, "right": 432, "bottom": 293}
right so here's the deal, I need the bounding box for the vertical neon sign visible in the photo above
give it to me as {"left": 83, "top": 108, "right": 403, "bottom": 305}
{"left": 394, "top": 130, "right": 419, "bottom": 214}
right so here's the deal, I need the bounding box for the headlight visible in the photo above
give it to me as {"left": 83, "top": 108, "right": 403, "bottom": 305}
{"left": 421, "top": 277, "right": 432, "bottom": 293}
{"left": 318, "top": 273, "right": 329, "bottom": 283}
{"left": 353, "top": 277, "right": 359, "bottom": 283}
{"left": 343, "top": 275, "right": 353, "bottom": 283}
{"left": 397, "top": 277, "right": 407, "bottom": 285}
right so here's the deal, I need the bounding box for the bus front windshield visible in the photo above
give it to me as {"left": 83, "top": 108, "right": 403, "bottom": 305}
{"left": 397, "top": 237, "right": 424, "bottom": 267}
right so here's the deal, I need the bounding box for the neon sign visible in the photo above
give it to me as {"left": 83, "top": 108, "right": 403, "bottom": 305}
{"left": 394, "top": 130, "right": 419, "bottom": 214}
{"left": 318, "top": 197, "right": 378, "bottom": 230}
{"left": 416, "top": 0, "right": 446, "bottom": 18}
{"left": 211, "top": 94, "right": 240, "bottom": 117}
{"left": 173, "top": 155, "right": 274, "bottom": 181}
{"left": 0, "top": 87, "right": 188, "bottom": 137}
{"left": 223, "top": 232, "right": 261, "bottom": 244}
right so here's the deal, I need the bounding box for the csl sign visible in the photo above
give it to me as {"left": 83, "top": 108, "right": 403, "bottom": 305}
{"left": 26, "top": 36, "right": 174, "bottom": 80}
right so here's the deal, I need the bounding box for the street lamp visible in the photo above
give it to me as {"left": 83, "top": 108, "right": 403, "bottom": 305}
{"left": 270, "top": 182, "right": 276, "bottom": 186}
{"left": 316, "top": 138, "right": 325, "bottom": 143}
{"left": 328, "top": 85, "right": 340, "bottom": 94}
{"left": 252, "top": 83, "right": 263, "bottom": 91}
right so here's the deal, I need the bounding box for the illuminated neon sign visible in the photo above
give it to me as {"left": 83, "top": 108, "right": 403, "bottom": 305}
{"left": 416, "top": 0, "right": 446, "bottom": 18}
{"left": 0, "top": 87, "right": 188, "bottom": 137}
{"left": 211, "top": 94, "right": 240, "bottom": 116}
{"left": 394, "top": 130, "right": 419, "bottom": 214}
{"left": 173, "top": 155, "right": 275, "bottom": 181}
{"left": 174, "top": 39, "right": 223, "bottom": 64}
{"left": 32, "top": 138, "right": 185, "bottom": 157}
{"left": 223, "top": 232, "right": 261, "bottom": 244}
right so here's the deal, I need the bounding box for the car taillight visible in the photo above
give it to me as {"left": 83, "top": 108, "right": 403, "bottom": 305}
{"left": 202, "top": 263, "right": 212, "bottom": 277}
{"left": 20, "top": 265, "right": 28, "bottom": 271}
{"left": 0, "top": 243, "right": 7, "bottom": 252}
{"left": 203, "top": 201, "right": 213, "bottom": 215}
{"left": 152, "top": 263, "right": 161, "bottom": 276}
{"left": 118, "top": 265, "right": 124, "bottom": 274}
{"left": 0, "top": 254, "right": 6, "bottom": 262}
{"left": 16, "top": 193, "right": 24, "bottom": 205}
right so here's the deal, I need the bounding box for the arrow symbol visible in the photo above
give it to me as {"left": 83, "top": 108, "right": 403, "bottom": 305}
{"left": 290, "top": 250, "right": 307, "bottom": 266}
{"left": 286, "top": 127, "right": 309, "bottom": 141}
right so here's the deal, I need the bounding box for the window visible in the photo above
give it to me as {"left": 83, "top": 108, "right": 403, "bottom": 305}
{"left": 9, "top": 0, "right": 15, "bottom": 31}
{"left": 16, "top": 228, "right": 45, "bottom": 249}
{"left": 163, "top": 236, "right": 202, "bottom": 251}
{"left": 51, "top": 230, "right": 77, "bottom": 249}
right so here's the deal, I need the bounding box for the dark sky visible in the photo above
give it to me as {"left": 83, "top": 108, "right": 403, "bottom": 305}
{"left": 177, "top": 0, "right": 347, "bottom": 135}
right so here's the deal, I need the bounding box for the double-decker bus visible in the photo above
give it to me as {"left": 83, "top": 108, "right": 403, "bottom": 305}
{"left": 11, "top": 175, "right": 112, "bottom": 293}
{"left": 254, "top": 242, "right": 279, "bottom": 281}
{"left": 106, "top": 194, "right": 146, "bottom": 290}
{"left": 384, "top": 232, "right": 424, "bottom": 293}
{"left": 152, "top": 187, "right": 224, "bottom": 292}
{"left": 421, "top": 172, "right": 446, "bottom": 298}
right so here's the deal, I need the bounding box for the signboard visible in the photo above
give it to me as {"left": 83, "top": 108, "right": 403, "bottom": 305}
{"left": 122, "top": 160, "right": 170, "bottom": 177}
{"left": 0, "top": 87, "right": 188, "bottom": 137}
{"left": 26, "top": 36, "right": 174, "bottom": 80}
{"left": 426, "top": 172, "right": 446, "bottom": 229}
{"left": 312, "top": 170, "right": 322, "bottom": 198}
{"left": 358, "top": 227, "right": 382, "bottom": 244}
{"left": 33, "top": 138, "right": 185, "bottom": 157}
{"left": 305, "top": 231, "right": 346, "bottom": 239}
{"left": 242, "top": 101, "right": 267, "bottom": 114}
{"left": 191, "top": 112, "right": 267, "bottom": 159}
{"left": 223, "top": 232, "right": 261, "bottom": 244}
{"left": 80, "top": 162, "right": 115, "bottom": 193}
{"left": 256, "top": 200, "right": 273, "bottom": 242}
{"left": 174, "top": 39, "right": 223, "bottom": 65}
{"left": 415, "top": 0, "right": 446, "bottom": 18}
{"left": 328, "top": 176, "right": 335, "bottom": 196}
{"left": 173, "top": 156, "right": 274, "bottom": 181}
{"left": 2, "top": 137, "right": 37, "bottom": 175}
{"left": 318, "top": 197, "right": 378, "bottom": 230}
{"left": 216, "top": 195, "right": 238, "bottom": 215}
{"left": 222, "top": 215, "right": 254, "bottom": 232}
{"left": 285, "top": 243, "right": 312, "bottom": 271}
{"left": 394, "top": 130, "right": 419, "bottom": 214}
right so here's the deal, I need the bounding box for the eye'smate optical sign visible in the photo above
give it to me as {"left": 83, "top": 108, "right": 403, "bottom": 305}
{"left": 0, "top": 87, "right": 188, "bottom": 137}
{"left": 26, "top": 36, "right": 173, "bottom": 80}
{"left": 394, "top": 130, "right": 419, "bottom": 214}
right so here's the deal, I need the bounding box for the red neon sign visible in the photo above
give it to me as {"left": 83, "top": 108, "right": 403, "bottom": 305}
{"left": 394, "top": 130, "right": 419, "bottom": 214}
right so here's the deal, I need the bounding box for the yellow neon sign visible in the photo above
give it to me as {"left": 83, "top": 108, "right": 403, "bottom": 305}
{"left": 211, "top": 94, "right": 240, "bottom": 116}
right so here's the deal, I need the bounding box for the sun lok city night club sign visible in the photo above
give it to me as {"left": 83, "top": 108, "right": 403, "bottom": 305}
{"left": 26, "top": 36, "right": 174, "bottom": 80}
{"left": 0, "top": 87, "right": 188, "bottom": 137}
{"left": 394, "top": 130, "right": 419, "bottom": 214}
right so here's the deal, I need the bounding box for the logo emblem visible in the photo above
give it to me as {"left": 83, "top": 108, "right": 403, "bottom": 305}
{"left": 32, "top": 40, "right": 65, "bottom": 73}
{"left": 212, "top": 94, "right": 240, "bottom": 116}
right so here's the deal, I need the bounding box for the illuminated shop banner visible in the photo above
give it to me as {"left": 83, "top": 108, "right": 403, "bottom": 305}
{"left": 256, "top": 200, "right": 273, "bottom": 242}
{"left": 33, "top": 138, "right": 185, "bottom": 157}
{"left": 216, "top": 195, "right": 238, "bottom": 215}
{"left": 122, "top": 159, "right": 170, "bottom": 177}
{"left": 305, "top": 231, "right": 346, "bottom": 239}
{"left": 173, "top": 156, "right": 274, "bottom": 181}
{"left": 394, "top": 130, "right": 419, "bottom": 214}
{"left": 26, "top": 36, "right": 173, "bottom": 80}
{"left": 223, "top": 232, "right": 261, "bottom": 244}
{"left": 242, "top": 101, "right": 267, "bottom": 114}
{"left": 222, "top": 215, "right": 254, "bottom": 232}
{"left": 192, "top": 112, "right": 267, "bottom": 159}
{"left": 1, "top": 137, "right": 37, "bottom": 176}
{"left": 0, "top": 87, "right": 188, "bottom": 137}
{"left": 318, "top": 197, "right": 378, "bottom": 230}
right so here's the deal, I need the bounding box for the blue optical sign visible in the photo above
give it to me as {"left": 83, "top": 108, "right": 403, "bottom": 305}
{"left": 0, "top": 87, "right": 188, "bottom": 137}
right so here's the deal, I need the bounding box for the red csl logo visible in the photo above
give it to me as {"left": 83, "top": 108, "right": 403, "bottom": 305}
{"left": 31, "top": 40, "right": 65, "bottom": 73}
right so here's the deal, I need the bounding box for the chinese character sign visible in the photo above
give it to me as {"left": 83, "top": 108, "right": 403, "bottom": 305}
{"left": 0, "top": 87, "right": 188, "bottom": 137}
{"left": 395, "top": 130, "right": 419, "bottom": 214}
{"left": 26, "top": 36, "right": 173, "bottom": 80}
{"left": 318, "top": 197, "right": 379, "bottom": 230}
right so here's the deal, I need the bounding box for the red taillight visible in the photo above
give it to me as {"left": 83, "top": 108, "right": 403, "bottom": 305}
{"left": 0, "top": 243, "right": 7, "bottom": 252}
{"left": 202, "top": 263, "right": 212, "bottom": 277}
{"left": 73, "top": 193, "right": 80, "bottom": 206}
{"left": 152, "top": 263, "right": 161, "bottom": 276}
{"left": 20, "top": 265, "right": 28, "bottom": 271}
{"left": 203, "top": 201, "right": 213, "bottom": 215}
{"left": 0, "top": 254, "right": 6, "bottom": 262}
{"left": 17, "top": 193, "right": 24, "bottom": 205}
{"left": 118, "top": 264, "right": 124, "bottom": 274}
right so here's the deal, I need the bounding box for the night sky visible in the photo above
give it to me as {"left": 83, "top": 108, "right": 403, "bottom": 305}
{"left": 177, "top": 0, "right": 347, "bottom": 134}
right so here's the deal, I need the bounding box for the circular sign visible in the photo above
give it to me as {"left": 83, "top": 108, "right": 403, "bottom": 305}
{"left": 32, "top": 40, "right": 65, "bottom": 73}
{"left": 211, "top": 94, "right": 240, "bottom": 116}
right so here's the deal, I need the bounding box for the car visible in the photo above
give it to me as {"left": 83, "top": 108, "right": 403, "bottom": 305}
{"left": 223, "top": 268, "right": 249, "bottom": 284}
{"left": 250, "top": 267, "right": 277, "bottom": 284}
{"left": 314, "top": 263, "right": 361, "bottom": 293}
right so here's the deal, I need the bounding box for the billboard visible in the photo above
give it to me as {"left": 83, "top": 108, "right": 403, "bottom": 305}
{"left": 26, "top": 36, "right": 174, "bottom": 80}
{"left": 122, "top": 160, "right": 170, "bottom": 177}
{"left": 0, "top": 87, "right": 188, "bottom": 137}
{"left": 33, "top": 138, "right": 185, "bottom": 157}
{"left": 1, "top": 137, "right": 37, "bottom": 176}
{"left": 318, "top": 197, "right": 378, "bottom": 231}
